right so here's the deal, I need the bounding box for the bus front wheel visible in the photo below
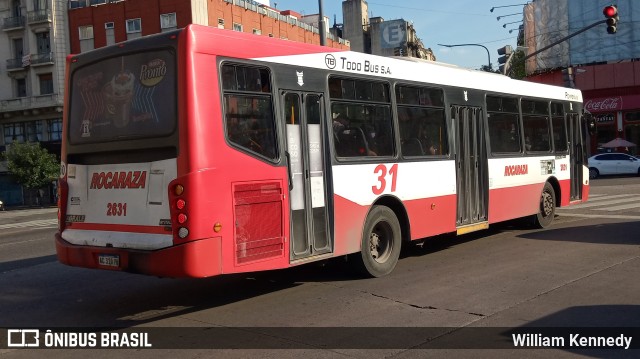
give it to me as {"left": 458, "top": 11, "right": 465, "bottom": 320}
{"left": 532, "top": 182, "right": 556, "bottom": 229}
{"left": 353, "top": 205, "right": 401, "bottom": 278}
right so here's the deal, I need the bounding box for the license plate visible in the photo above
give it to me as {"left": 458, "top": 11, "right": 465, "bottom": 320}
{"left": 98, "top": 254, "right": 120, "bottom": 267}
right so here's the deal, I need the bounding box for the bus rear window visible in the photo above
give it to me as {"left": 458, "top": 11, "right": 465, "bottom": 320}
{"left": 68, "top": 49, "right": 176, "bottom": 144}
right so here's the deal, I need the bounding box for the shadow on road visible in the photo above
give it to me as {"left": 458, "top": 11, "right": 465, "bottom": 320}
{"left": 517, "top": 220, "right": 640, "bottom": 245}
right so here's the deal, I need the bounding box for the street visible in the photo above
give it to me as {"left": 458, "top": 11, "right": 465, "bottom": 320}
{"left": 0, "top": 177, "right": 639, "bottom": 358}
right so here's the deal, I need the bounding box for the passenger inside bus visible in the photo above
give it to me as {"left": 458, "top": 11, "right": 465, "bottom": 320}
{"left": 333, "top": 114, "right": 376, "bottom": 156}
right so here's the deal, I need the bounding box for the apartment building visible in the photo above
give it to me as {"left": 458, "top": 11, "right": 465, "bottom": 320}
{"left": 0, "top": 0, "right": 68, "bottom": 205}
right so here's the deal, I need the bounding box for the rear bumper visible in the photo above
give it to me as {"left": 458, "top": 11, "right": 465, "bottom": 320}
{"left": 55, "top": 232, "right": 222, "bottom": 278}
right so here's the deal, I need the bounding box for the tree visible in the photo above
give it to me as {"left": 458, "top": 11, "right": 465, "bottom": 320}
{"left": 508, "top": 49, "right": 526, "bottom": 80}
{"left": 2, "top": 142, "right": 59, "bottom": 191}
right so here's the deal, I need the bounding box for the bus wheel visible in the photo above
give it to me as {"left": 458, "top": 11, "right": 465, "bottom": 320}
{"left": 532, "top": 182, "right": 556, "bottom": 229}
{"left": 353, "top": 205, "right": 401, "bottom": 277}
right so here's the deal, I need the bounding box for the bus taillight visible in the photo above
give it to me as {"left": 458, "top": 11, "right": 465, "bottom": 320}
{"left": 172, "top": 183, "right": 189, "bottom": 239}
{"left": 176, "top": 199, "right": 186, "bottom": 210}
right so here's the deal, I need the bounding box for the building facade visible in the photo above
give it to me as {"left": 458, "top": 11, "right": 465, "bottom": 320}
{"left": 0, "top": 0, "right": 349, "bottom": 207}
{"left": 0, "top": 0, "right": 68, "bottom": 206}
{"left": 522, "top": 0, "right": 640, "bottom": 155}
{"left": 67, "top": 0, "right": 349, "bottom": 54}
{"left": 341, "top": 0, "right": 435, "bottom": 61}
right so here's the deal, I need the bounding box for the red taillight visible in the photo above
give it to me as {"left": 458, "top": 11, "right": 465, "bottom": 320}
{"left": 176, "top": 199, "right": 186, "bottom": 210}
{"left": 177, "top": 213, "right": 187, "bottom": 224}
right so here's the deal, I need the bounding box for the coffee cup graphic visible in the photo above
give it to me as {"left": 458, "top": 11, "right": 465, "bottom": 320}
{"left": 103, "top": 71, "right": 134, "bottom": 128}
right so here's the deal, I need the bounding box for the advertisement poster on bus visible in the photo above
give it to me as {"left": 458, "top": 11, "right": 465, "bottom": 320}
{"left": 69, "top": 49, "right": 176, "bottom": 144}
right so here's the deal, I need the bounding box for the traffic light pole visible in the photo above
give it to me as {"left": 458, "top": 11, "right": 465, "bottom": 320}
{"left": 438, "top": 43, "right": 492, "bottom": 70}
{"left": 519, "top": 19, "right": 607, "bottom": 64}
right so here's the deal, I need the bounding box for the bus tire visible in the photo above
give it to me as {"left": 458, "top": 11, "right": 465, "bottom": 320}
{"left": 353, "top": 205, "right": 401, "bottom": 278}
{"left": 532, "top": 182, "right": 556, "bottom": 229}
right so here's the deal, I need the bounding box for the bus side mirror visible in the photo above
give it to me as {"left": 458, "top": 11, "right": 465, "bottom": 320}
{"left": 584, "top": 113, "right": 597, "bottom": 136}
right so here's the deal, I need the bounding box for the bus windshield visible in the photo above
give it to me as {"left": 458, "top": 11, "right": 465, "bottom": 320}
{"left": 68, "top": 49, "right": 176, "bottom": 144}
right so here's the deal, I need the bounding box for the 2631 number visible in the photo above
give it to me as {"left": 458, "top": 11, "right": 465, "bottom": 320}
{"left": 107, "top": 202, "right": 127, "bottom": 216}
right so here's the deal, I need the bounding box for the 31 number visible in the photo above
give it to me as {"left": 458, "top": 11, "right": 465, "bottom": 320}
{"left": 372, "top": 164, "right": 398, "bottom": 195}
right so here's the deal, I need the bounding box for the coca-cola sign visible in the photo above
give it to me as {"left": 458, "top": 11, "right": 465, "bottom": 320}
{"left": 585, "top": 96, "right": 623, "bottom": 112}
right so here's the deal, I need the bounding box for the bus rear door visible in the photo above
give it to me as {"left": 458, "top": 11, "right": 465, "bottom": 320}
{"left": 451, "top": 105, "right": 489, "bottom": 234}
{"left": 282, "top": 91, "right": 332, "bottom": 261}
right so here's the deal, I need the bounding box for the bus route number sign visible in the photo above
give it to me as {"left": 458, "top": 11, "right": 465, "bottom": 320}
{"left": 372, "top": 164, "right": 398, "bottom": 195}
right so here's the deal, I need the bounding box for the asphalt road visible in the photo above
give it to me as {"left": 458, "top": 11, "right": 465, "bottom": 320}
{"left": 0, "top": 177, "right": 639, "bottom": 358}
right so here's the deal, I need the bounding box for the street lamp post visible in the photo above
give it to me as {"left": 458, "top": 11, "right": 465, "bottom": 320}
{"left": 438, "top": 43, "right": 492, "bottom": 70}
{"left": 490, "top": 4, "right": 528, "bottom": 12}
{"left": 496, "top": 13, "right": 520, "bottom": 21}
{"left": 502, "top": 20, "right": 521, "bottom": 28}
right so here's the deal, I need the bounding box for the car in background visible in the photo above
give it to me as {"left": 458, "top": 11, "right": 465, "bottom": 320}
{"left": 588, "top": 152, "right": 640, "bottom": 179}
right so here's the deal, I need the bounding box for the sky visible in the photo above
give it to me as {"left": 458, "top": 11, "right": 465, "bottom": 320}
{"left": 268, "top": 0, "right": 524, "bottom": 70}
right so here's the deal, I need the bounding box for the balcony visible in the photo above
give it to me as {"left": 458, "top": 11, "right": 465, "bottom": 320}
{"left": 28, "top": 9, "right": 52, "bottom": 24}
{"left": 6, "top": 57, "right": 26, "bottom": 71}
{"left": 0, "top": 94, "right": 62, "bottom": 114}
{"left": 2, "top": 16, "right": 25, "bottom": 31}
{"left": 30, "top": 53, "right": 54, "bottom": 66}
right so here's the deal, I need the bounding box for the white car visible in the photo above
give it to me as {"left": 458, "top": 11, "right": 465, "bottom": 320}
{"left": 588, "top": 153, "right": 640, "bottom": 179}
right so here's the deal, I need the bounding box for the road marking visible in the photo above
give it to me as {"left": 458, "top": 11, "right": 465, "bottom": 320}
{"left": 561, "top": 196, "right": 640, "bottom": 209}
{"left": 594, "top": 201, "right": 640, "bottom": 211}
{"left": 582, "top": 194, "right": 629, "bottom": 202}
{"left": 558, "top": 213, "right": 640, "bottom": 220}
{"left": 0, "top": 219, "right": 58, "bottom": 230}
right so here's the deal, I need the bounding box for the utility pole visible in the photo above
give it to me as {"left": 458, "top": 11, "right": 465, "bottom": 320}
{"left": 318, "top": 0, "right": 326, "bottom": 46}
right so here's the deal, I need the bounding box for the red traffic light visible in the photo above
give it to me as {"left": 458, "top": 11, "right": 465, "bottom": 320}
{"left": 603, "top": 5, "right": 617, "bottom": 18}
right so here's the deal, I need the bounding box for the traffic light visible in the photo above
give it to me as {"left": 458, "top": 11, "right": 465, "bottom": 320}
{"left": 497, "top": 45, "right": 513, "bottom": 74}
{"left": 603, "top": 5, "right": 618, "bottom": 34}
{"left": 561, "top": 67, "right": 575, "bottom": 88}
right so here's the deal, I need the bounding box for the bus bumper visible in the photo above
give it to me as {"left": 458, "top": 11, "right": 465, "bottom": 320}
{"left": 55, "top": 233, "right": 222, "bottom": 278}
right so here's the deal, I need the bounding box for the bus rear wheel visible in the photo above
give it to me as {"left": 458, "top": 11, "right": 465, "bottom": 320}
{"left": 353, "top": 205, "right": 401, "bottom": 278}
{"left": 532, "top": 182, "right": 556, "bottom": 229}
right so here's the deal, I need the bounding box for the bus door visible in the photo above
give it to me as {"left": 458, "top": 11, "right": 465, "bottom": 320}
{"left": 282, "top": 91, "right": 332, "bottom": 260}
{"left": 451, "top": 105, "right": 489, "bottom": 234}
{"left": 568, "top": 113, "right": 584, "bottom": 200}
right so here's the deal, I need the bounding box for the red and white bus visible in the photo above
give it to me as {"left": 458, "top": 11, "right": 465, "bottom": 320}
{"left": 56, "top": 24, "right": 591, "bottom": 278}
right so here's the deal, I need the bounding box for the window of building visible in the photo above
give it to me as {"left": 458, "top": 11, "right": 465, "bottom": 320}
{"left": 105, "top": 22, "right": 115, "bottom": 46}
{"left": 78, "top": 25, "right": 94, "bottom": 52}
{"left": 160, "top": 13, "right": 177, "bottom": 32}
{"left": 26, "top": 121, "right": 42, "bottom": 142}
{"left": 12, "top": 38, "right": 23, "bottom": 60}
{"left": 487, "top": 95, "right": 522, "bottom": 154}
{"left": 39, "top": 73, "right": 53, "bottom": 95}
{"left": 396, "top": 85, "right": 447, "bottom": 156}
{"left": 15, "top": 78, "right": 27, "bottom": 98}
{"left": 105, "top": 22, "right": 114, "bottom": 29}
{"left": 253, "top": 28, "right": 261, "bottom": 35}
{"left": 329, "top": 77, "right": 394, "bottom": 158}
{"left": 233, "top": 23, "right": 243, "bottom": 32}
{"left": 126, "top": 18, "right": 141, "bottom": 39}
{"left": 4, "top": 123, "right": 25, "bottom": 143}
{"left": 48, "top": 119, "right": 62, "bottom": 141}
{"left": 217, "top": 18, "right": 224, "bottom": 29}
{"left": 36, "top": 31, "right": 50, "bottom": 54}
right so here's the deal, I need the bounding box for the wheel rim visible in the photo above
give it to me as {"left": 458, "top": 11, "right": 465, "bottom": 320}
{"left": 541, "top": 190, "right": 554, "bottom": 218}
{"left": 369, "top": 221, "right": 394, "bottom": 264}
